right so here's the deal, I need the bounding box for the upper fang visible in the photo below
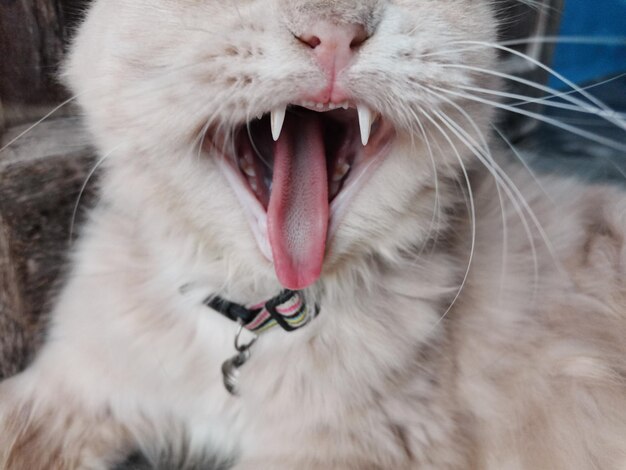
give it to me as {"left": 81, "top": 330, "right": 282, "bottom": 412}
{"left": 271, "top": 106, "right": 286, "bottom": 141}
{"left": 357, "top": 104, "right": 373, "bottom": 146}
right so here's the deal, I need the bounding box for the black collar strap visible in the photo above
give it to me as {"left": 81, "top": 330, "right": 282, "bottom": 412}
{"left": 205, "top": 290, "right": 319, "bottom": 334}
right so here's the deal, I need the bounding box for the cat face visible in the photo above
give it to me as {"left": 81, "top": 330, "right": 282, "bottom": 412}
{"left": 66, "top": 0, "right": 498, "bottom": 291}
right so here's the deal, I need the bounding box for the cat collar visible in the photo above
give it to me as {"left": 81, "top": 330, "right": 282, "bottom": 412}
{"left": 205, "top": 290, "right": 319, "bottom": 395}
{"left": 205, "top": 289, "right": 319, "bottom": 334}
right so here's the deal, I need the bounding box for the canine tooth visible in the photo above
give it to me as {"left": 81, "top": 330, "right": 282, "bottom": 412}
{"left": 333, "top": 162, "right": 350, "bottom": 181}
{"left": 271, "top": 106, "right": 286, "bottom": 141}
{"left": 357, "top": 104, "right": 373, "bottom": 146}
{"left": 342, "top": 102, "right": 349, "bottom": 110}
{"left": 241, "top": 160, "right": 256, "bottom": 177}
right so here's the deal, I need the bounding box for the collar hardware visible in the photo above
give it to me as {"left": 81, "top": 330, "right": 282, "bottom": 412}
{"left": 206, "top": 290, "right": 320, "bottom": 396}
{"left": 221, "top": 321, "right": 257, "bottom": 396}
{"left": 205, "top": 289, "right": 319, "bottom": 334}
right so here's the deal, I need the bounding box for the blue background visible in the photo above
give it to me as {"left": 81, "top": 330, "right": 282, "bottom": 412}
{"left": 552, "top": 0, "right": 626, "bottom": 85}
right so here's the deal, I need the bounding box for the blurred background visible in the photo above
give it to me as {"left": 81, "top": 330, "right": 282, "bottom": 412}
{"left": 552, "top": 0, "right": 626, "bottom": 86}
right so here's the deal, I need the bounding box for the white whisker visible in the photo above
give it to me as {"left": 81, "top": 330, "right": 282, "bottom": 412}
{"left": 430, "top": 105, "right": 542, "bottom": 284}
{"left": 0, "top": 94, "right": 83, "bottom": 154}
{"left": 408, "top": 108, "right": 442, "bottom": 256}
{"left": 492, "top": 126, "right": 554, "bottom": 203}
{"left": 417, "top": 82, "right": 564, "bottom": 286}
{"left": 69, "top": 145, "right": 121, "bottom": 243}
{"left": 458, "top": 83, "right": 626, "bottom": 119}
{"left": 419, "top": 36, "right": 626, "bottom": 59}
{"left": 510, "top": 73, "right": 626, "bottom": 107}
{"left": 433, "top": 86, "right": 626, "bottom": 152}
{"left": 452, "top": 40, "right": 626, "bottom": 130}
{"left": 439, "top": 63, "right": 626, "bottom": 131}
{"left": 496, "top": 35, "right": 626, "bottom": 48}
{"left": 415, "top": 106, "right": 476, "bottom": 330}
{"left": 435, "top": 100, "right": 562, "bottom": 272}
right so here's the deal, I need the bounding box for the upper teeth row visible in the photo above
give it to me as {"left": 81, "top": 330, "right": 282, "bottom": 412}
{"left": 269, "top": 104, "right": 375, "bottom": 146}
{"left": 300, "top": 101, "right": 350, "bottom": 111}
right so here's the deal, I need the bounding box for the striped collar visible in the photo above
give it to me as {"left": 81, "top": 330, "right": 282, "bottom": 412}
{"left": 205, "top": 290, "right": 319, "bottom": 334}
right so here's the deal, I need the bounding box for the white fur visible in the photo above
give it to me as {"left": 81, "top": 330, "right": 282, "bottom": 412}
{"left": 1, "top": 1, "right": 626, "bottom": 469}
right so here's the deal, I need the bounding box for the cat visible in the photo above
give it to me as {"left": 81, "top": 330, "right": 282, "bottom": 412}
{"left": 1, "top": 0, "right": 626, "bottom": 469}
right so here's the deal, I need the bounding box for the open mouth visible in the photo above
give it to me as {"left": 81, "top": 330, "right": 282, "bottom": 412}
{"left": 207, "top": 102, "right": 394, "bottom": 290}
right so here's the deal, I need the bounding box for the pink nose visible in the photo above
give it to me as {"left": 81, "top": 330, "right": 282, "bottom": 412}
{"left": 297, "top": 21, "right": 368, "bottom": 78}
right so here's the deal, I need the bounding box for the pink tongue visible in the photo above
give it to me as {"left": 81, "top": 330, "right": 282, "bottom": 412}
{"left": 267, "top": 113, "right": 329, "bottom": 290}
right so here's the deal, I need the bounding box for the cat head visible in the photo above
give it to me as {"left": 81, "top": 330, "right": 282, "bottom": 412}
{"left": 65, "top": 0, "right": 498, "bottom": 292}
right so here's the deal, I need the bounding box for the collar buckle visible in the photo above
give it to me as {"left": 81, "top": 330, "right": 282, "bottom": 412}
{"left": 205, "top": 289, "right": 319, "bottom": 334}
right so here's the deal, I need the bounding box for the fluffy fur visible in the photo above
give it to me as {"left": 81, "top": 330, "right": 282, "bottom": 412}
{"left": 1, "top": 0, "right": 626, "bottom": 468}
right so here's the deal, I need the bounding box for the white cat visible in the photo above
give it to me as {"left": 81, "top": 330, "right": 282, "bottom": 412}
{"left": 1, "top": 0, "right": 626, "bottom": 469}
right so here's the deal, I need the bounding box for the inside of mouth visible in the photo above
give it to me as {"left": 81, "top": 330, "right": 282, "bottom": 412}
{"left": 234, "top": 106, "right": 360, "bottom": 208}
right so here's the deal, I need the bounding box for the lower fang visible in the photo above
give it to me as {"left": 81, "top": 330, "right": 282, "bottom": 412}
{"left": 242, "top": 162, "right": 256, "bottom": 177}
{"left": 333, "top": 162, "right": 350, "bottom": 181}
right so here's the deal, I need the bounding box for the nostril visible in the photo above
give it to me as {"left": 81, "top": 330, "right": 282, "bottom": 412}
{"left": 294, "top": 21, "right": 370, "bottom": 77}
{"left": 295, "top": 23, "right": 369, "bottom": 52}
{"left": 298, "top": 34, "right": 322, "bottom": 49}
{"left": 349, "top": 29, "right": 368, "bottom": 50}
{"left": 349, "top": 25, "right": 369, "bottom": 50}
